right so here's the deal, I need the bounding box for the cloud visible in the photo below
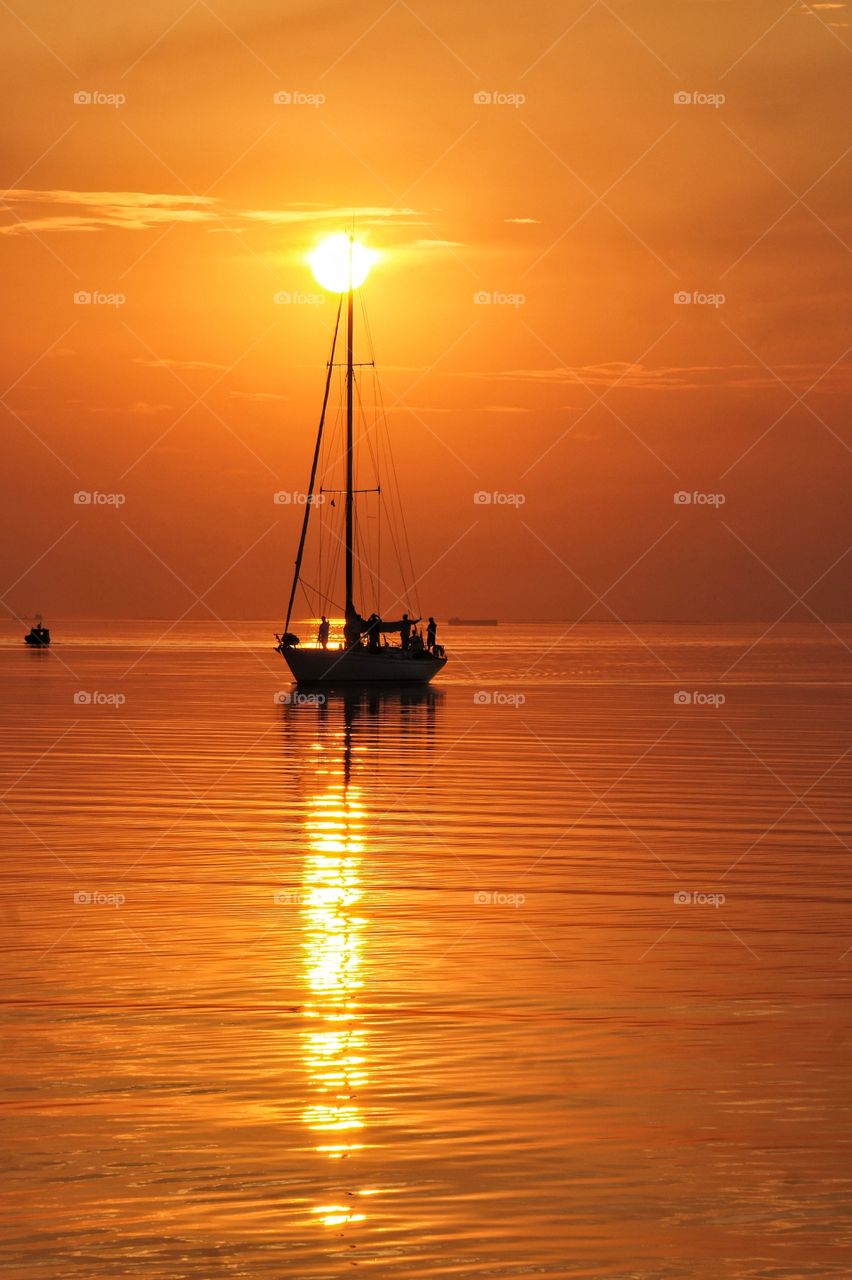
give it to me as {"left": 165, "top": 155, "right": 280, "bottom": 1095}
{"left": 0, "top": 191, "right": 426, "bottom": 236}
{"left": 479, "top": 404, "right": 530, "bottom": 413}
{"left": 130, "top": 401, "right": 172, "bottom": 414}
{"left": 227, "top": 390, "right": 290, "bottom": 403}
{"left": 455, "top": 361, "right": 852, "bottom": 391}
{"left": 0, "top": 190, "right": 219, "bottom": 235}
{"left": 385, "top": 404, "right": 453, "bottom": 414}
{"left": 87, "top": 401, "right": 173, "bottom": 415}
{"left": 132, "top": 356, "right": 228, "bottom": 372}
{"left": 504, "top": 217, "right": 541, "bottom": 224}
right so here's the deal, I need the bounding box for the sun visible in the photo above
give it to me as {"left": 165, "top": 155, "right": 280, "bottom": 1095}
{"left": 309, "top": 234, "right": 376, "bottom": 293}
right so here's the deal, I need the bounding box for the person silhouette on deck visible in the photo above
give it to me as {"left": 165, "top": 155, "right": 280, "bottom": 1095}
{"left": 344, "top": 610, "right": 365, "bottom": 649}
{"left": 317, "top": 616, "right": 330, "bottom": 649}
{"left": 426, "top": 617, "right": 437, "bottom": 651}
{"left": 365, "top": 613, "right": 382, "bottom": 651}
{"left": 400, "top": 613, "right": 421, "bottom": 650}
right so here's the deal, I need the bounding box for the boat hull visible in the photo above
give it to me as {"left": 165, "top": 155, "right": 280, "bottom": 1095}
{"left": 280, "top": 645, "right": 446, "bottom": 685}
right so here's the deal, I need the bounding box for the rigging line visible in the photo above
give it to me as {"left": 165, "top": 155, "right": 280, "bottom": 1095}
{"left": 283, "top": 297, "right": 342, "bottom": 633}
{"left": 359, "top": 295, "right": 420, "bottom": 615}
{"left": 297, "top": 578, "right": 344, "bottom": 615}
{"left": 353, "top": 374, "right": 382, "bottom": 609}
{"left": 318, "top": 371, "right": 346, "bottom": 609}
{"left": 371, "top": 361, "right": 419, "bottom": 603}
{"left": 322, "top": 497, "right": 344, "bottom": 615}
{"left": 382, "top": 395, "right": 420, "bottom": 612}
{"left": 373, "top": 386, "right": 419, "bottom": 615}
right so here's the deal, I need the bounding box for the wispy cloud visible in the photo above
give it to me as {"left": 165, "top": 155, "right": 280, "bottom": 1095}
{"left": 0, "top": 190, "right": 426, "bottom": 236}
{"left": 132, "top": 356, "right": 228, "bottom": 372}
{"left": 455, "top": 361, "right": 852, "bottom": 391}
{"left": 227, "top": 390, "right": 290, "bottom": 403}
{"left": 87, "top": 400, "right": 173, "bottom": 415}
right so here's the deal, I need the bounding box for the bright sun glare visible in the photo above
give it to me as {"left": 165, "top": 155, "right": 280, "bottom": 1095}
{"left": 309, "top": 234, "right": 376, "bottom": 293}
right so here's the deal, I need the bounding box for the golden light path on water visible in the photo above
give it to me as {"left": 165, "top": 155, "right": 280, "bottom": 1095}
{"left": 301, "top": 726, "right": 368, "bottom": 1230}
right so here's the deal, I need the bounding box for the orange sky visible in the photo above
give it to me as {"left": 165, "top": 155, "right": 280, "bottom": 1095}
{"left": 1, "top": 0, "right": 850, "bottom": 622}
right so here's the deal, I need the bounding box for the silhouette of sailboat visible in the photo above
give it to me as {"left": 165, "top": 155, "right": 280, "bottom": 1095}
{"left": 276, "top": 238, "right": 446, "bottom": 686}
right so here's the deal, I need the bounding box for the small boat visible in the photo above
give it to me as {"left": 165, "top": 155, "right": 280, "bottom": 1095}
{"left": 24, "top": 620, "right": 51, "bottom": 647}
{"left": 276, "top": 236, "right": 446, "bottom": 686}
{"left": 448, "top": 617, "right": 497, "bottom": 626}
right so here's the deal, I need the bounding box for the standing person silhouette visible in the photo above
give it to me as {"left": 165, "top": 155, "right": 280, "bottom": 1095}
{"left": 317, "top": 616, "right": 330, "bottom": 649}
{"left": 366, "top": 613, "right": 382, "bottom": 651}
{"left": 400, "top": 612, "right": 420, "bottom": 650}
{"left": 426, "top": 617, "right": 437, "bottom": 651}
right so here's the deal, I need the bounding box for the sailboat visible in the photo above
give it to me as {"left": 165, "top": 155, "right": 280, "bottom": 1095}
{"left": 276, "top": 234, "right": 447, "bottom": 686}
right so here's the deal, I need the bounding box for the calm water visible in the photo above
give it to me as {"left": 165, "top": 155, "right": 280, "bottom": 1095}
{"left": 2, "top": 621, "right": 851, "bottom": 1279}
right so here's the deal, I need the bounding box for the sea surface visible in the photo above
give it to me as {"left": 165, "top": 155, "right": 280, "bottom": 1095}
{"left": 1, "top": 621, "right": 851, "bottom": 1279}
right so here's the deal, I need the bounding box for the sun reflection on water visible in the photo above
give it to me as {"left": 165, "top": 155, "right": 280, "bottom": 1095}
{"left": 301, "top": 728, "right": 368, "bottom": 1227}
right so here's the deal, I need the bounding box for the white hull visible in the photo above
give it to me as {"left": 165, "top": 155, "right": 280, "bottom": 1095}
{"left": 280, "top": 645, "right": 446, "bottom": 685}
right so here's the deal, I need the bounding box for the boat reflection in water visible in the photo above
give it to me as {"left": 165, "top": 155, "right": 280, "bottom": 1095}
{"left": 288, "top": 687, "right": 438, "bottom": 1233}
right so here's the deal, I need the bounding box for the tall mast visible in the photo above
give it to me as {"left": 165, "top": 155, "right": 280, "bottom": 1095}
{"left": 283, "top": 299, "right": 342, "bottom": 635}
{"left": 344, "top": 236, "right": 355, "bottom": 617}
